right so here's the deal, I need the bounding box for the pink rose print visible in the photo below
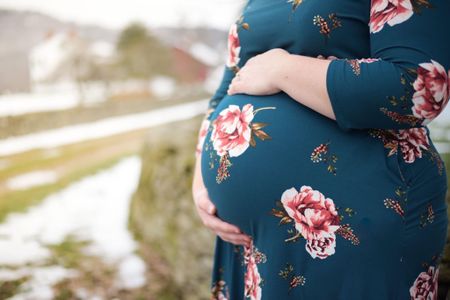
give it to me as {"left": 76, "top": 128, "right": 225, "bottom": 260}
{"left": 211, "top": 267, "right": 230, "bottom": 300}
{"left": 396, "top": 127, "right": 430, "bottom": 163}
{"left": 244, "top": 255, "right": 262, "bottom": 300}
{"left": 211, "top": 103, "right": 254, "bottom": 158}
{"left": 243, "top": 240, "right": 266, "bottom": 300}
{"left": 219, "top": 293, "right": 228, "bottom": 300}
{"left": 369, "top": 0, "right": 414, "bottom": 33}
{"left": 208, "top": 103, "right": 276, "bottom": 184}
{"left": 280, "top": 185, "right": 341, "bottom": 259}
{"left": 195, "top": 117, "right": 211, "bottom": 157}
{"left": 412, "top": 60, "right": 450, "bottom": 125}
{"left": 305, "top": 232, "right": 337, "bottom": 259}
{"left": 271, "top": 185, "right": 359, "bottom": 258}
{"left": 409, "top": 265, "right": 439, "bottom": 300}
{"left": 226, "top": 23, "right": 241, "bottom": 69}
{"left": 281, "top": 186, "right": 341, "bottom": 241}
{"left": 368, "top": 127, "right": 444, "bottom": 175}
{"left": 211, "top": 280, "right": 229, "bottom": 300}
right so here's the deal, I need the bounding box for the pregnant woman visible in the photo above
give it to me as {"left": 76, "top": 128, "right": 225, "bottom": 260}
{"left": 191, "top": 0, "right": 450, "bottom": 299}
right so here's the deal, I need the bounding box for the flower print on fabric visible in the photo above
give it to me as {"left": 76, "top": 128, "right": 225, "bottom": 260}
{"left": 286, "top": 0, "right": 305, "bottom": 22}
{"left": 211, "top": 267, "right": 230, "bottom": 300}
{"left": 209, "top": 104, "right": 276, "bottom": 184}
{"left": 226, "top": 15, "right": 250, "bottom": 75}
{"left": 411, "top": 60, "right": 450, "bottom": 125}
{"left": 409, "top": 265, "right": 439, "bottom": 299}
{"left": 226, "top": 23, "right": 241, "bottom": 71}
{"left": 346, "top": 58, "right": 381, "bottom": 76}
{"left": 313, "top": 13, "right": 342, "bottom": 40}
{"left": 195, "top": 117, "right": 211, "bottom": 158}
{"left": 369, "top": 0, "right": 414, "bottom": 33}
{"left": 368, "top": 127, "right": 444, "bottom": 175}
{"left": 369, "top": 0, "right": 432, "bottom": 34}
{"left": 384, "top": 186, "right": 408, "bottom": 218}
{"left": 242, "top": 240, "right": 267, "bottom": 300}
{"left": 379, "top": 61, "right": 450, "bottom": 127}
{"left": 397, "top": 127, "right": 430, "bottom": 163}
{"left": 310, "top": 140, "right": 338, "bottom": 175}
{"left": 287, "top": 0, "right": 304, "bottom": 12}
{"left": 270, "top": 185, "right": 359, "bottom": 260}
{"left": 278, "top": 263, "right": 306, "bottom": 293}
{"left": 419, "top": 203, "right": 435, "bottom": 228}
{"left": 318, "top": 54, "right": 380, "bottom": 76}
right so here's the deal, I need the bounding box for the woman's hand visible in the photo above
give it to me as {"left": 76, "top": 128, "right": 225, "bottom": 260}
{"left": 227, "top": 48, "right": 290, "bottom": 96}
{"left": 192, "top": 157, "right": 252, "bottom": 247}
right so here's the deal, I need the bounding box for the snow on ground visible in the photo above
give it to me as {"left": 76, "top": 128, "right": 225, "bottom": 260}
{"left": 0, "top": 82, "right": 107, "bottom": 117}
{"left": 6, "top": 170, "right": 58, "bottom": 190}
{"left": 0, "top": 92, "right": 79, "bottom": 116}
{"left": 0, "top": 156, "right": 145, "bottom": 298}
{"left": 0, "top": 98, "right": 208, "bottom": 157}
{"left": 5, "top": 266, "right": 79, "bottom": 300}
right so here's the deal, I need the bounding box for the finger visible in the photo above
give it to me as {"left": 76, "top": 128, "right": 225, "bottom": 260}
{"left": 217, "top": 230, "right": 251, "bottom": 242}
{"left": 198, "top": 209, "right": 243, "bottom": 234}
{"left": 215, "top": 226, "right": 251, "bottom": 241}
{"left": 217, "top": 231, "right": 251, "bottom": 245}
{"left": 218, "top": 232, "right": 251, "bottom": 246}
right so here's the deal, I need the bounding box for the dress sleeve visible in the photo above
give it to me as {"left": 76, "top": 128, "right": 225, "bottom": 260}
{"left": 195, "top": 21, "right": 241, "bottom": 158}
{"left": 205, "top": 64, "right": 236, "bottom": 121}
{"left": 194, "top": 65, "right": 235, "bottom": 158}
{"left": 326, "top": 0, "right": 450, "bottom": 132}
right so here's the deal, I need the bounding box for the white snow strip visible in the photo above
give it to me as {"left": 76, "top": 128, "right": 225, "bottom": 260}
{"left": 6, "top": 170, "right": 58, "bottom": 190}
{"left": 0, "top": 92, "right": 79, "bottom": 117}
{"left": 0, "top": 99, "right": 209, "bottom": 157}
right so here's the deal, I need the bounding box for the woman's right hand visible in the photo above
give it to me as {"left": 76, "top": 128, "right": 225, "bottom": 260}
{"left": 192, "top": 155, "right": 252, "bottom": 247}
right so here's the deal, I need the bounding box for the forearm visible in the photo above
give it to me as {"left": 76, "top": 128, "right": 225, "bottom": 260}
{"left": 273, "top": 54, "right": 336, "bottom": 121}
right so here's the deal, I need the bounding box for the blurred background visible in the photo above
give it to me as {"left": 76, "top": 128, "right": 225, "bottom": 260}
{"left": 1, "top": 1, "right": 450, "bottom": 299}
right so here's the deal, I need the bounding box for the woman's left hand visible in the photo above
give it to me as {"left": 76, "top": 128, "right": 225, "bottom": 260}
{"left": 227, "top": 48, "right": 290, "bottom": 96}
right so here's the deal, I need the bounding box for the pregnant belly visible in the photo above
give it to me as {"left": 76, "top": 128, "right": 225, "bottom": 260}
{"left": 200, "top": 92, "right": 367, "bottom": 235}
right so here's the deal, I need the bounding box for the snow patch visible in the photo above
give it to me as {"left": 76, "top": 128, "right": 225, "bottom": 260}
{"left": 6, "top": 170, "right": 58, "bottom": 190}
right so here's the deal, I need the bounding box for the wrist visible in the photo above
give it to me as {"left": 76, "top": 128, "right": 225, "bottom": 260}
{"left": 272, "top": 52, "right": 296, "bottom": 91}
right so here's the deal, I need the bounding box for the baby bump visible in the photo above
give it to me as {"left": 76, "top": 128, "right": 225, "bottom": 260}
{"left": 202, "top": 92, "right": 397, "bottom": 232}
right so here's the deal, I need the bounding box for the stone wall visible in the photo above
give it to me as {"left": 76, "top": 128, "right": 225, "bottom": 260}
{"left": 128, "top": 115, "right": 215, "bottom": 300}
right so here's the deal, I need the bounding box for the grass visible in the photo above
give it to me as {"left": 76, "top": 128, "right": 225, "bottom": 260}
{"left": 0, "top": 127, "right": 151, "bottom": 222}
{"left": 0, "top": 277, "right": 30, "bottom": 300}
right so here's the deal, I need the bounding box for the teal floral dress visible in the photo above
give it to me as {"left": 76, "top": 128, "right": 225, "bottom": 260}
{"left": 194, "top": 0, "right": 450, "bottom": 299}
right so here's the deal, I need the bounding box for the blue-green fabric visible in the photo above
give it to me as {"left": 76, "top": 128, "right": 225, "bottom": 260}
{"left": 197, "top": 0, "right": 450, "bottom": 299}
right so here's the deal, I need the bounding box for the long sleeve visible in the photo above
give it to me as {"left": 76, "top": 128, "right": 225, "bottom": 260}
{"left": 326, "top": 0, "right": 450, "bottom": 132}
{"left": 205, "top": 64, "right": 236, "bottom": 121}
{"left": 195, "top": 65, "right": 235, "bottom": 158}
{"left": 195, "top": 20, "right": 241, "bottom": 158}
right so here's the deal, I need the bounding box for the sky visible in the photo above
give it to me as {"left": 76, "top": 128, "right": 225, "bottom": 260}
{"left": 0, "top": 0, "right": 247, "bottom": 30}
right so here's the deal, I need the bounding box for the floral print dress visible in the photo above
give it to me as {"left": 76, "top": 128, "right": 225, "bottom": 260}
{"left": 195, "top": 0, "right": 450, "bottom": 299}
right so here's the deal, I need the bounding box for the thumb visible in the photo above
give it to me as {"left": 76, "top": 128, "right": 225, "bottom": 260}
{"left": 198, "top": 189, "right": 216, "bottom": 214}
{"left": 207, "top": 201, "right": 216, "bottom": 214}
